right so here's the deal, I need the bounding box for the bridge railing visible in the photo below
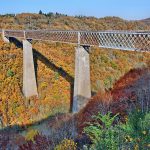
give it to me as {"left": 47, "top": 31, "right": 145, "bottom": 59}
{"left": 1, "top": 29, "right": 150, "bottom": 51}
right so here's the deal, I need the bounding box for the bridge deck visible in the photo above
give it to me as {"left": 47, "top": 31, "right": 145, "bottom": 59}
{"left": 0, "top": 29, "right": 150, "bottom": 51}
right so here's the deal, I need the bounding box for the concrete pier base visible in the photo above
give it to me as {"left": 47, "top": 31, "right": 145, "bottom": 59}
{"left": 2, "top": 30, "right": 9, "bottom": 43}
{"left": 23, "top": 40, "right": 38, "bottom": 98}
{"left": 73, "top": 46, "right": 91, "bottom": 113}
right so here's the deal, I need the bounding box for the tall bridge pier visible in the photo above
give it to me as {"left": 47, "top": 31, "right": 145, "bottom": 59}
{"left": 2, "top": 30, "right": 38, "bottom": 98}
{"left": 73, "top": 46, "right": 91, "bottom": 113}
{"left": 23, "top": 40, "right": 38, "bottom": 97}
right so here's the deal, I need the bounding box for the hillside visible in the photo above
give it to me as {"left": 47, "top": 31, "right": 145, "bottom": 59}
{"left": 0, "top": 55, "right": 150, "bottom": 150}
{"left": 0, "top": 13, "right": 150, "bottom": 30}
{"left": 0, "top": 13, "right": 150, "bottom": 149}
{"left": 77, "top": 67, "right": 150, "bottom": 130}
{"left": 141, "top": 18, "right": 150, "bottom": 26}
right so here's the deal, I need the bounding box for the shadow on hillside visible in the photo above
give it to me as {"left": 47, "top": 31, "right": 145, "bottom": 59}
{"left": 33, "top": 49, "right": 74, "bottom": 112}
{"left": 0, "top": 96, "right": 89, "bottom": 149}
{"left": 9, "top": 37, "right": 74, "bottom": 112}
{"left": 9, "top": 37, "right": 23, "bottom": 48}
{"left": 0, "top": 95, "right": 87, "bottom": 132}
{"left": 0, "top": 112, "right": 70, "bottom": 149}
{"left": 0, "top": 112, "right": 64, "bottom": 134}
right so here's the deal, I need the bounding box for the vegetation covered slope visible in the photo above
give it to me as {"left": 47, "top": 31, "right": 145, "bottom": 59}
{"left": 0, "top": 13, "right": 150, "bottom": 30}
{"left": 0, "top": 37, "right": 150, "bottom": 128}
{"left": 0, "top": 13, "right": 150, "bottom": 149}
{"left": 141, "top": 18, "right": 150, "bottom": 26}
{"left": 77, "top": 66, "right": 150, "bottom": 131}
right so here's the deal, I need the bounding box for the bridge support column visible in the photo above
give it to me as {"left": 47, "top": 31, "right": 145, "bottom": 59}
{"left": 73, "top": 46, "right": 91, "bottom": 113}
{"left": 23, "top": 40, "right": 38, "bottom": 98}
{"left": 2, "top": 30, "right": 9, "bottom": 43}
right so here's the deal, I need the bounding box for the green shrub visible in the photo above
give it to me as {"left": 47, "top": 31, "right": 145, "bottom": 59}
{"left": 120, "top": 110, "right": 150, "bottom": 149}
{"left": 84, "top": 110, "right": 150, "bottom": 150}
{"left": 54, "top": 72, "right": 59, "bottom": 80}
{"left": 84, "top": 112, "right": 120, "bottom": 150}
{"left": 7, "top": 69, "right": 14, "bottom": 77}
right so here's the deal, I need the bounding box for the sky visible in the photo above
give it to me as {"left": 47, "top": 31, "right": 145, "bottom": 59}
{"left": 0, "top": 0, "right": 150, "bottom": 20}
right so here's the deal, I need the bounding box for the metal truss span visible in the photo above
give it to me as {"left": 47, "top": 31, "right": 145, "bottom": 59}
{"left": 1, "top": 29, "right": 150, "bottom": 51}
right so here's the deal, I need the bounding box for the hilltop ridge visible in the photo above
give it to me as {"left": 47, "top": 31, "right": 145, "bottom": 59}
{"left": 141, "top": 18, "right": 150, "bottom": 25}
{"left": 0, "top": 13, "right": 150, "bottom": 30}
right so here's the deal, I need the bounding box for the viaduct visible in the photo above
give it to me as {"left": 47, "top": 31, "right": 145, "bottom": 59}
{"left": 0, "top": 29, "right": 150, "bottom": 113}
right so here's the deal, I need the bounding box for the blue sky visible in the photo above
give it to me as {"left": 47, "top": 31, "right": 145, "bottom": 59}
{"left": 0, "top": 0, "right": 150, "bottom": 20}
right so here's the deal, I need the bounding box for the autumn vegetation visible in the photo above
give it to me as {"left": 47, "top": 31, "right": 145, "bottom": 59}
{"left": 0, "top": 13, "right": 150, "bottom": 149}
{"left": 0, "top": 12, "right": 150, "bottom": 30}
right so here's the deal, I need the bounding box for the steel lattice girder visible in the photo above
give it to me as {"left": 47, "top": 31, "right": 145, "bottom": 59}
{"left": 2, "top": 29, "right": 150, "bottom": 51}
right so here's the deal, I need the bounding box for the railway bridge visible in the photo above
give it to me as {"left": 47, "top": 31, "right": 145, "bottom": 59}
{"left": 0, "top": 29, "right": 150, "bottom": 113}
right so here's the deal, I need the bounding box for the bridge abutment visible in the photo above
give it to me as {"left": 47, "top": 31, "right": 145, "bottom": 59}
{"left": 2, "top": 30, "right": 10, "bottom": 43}
{"left": 23, "top": 40, "right": 38, "bottom": 98}
{"left": 73, "top": 46, "right": 91, "bottom": 113}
